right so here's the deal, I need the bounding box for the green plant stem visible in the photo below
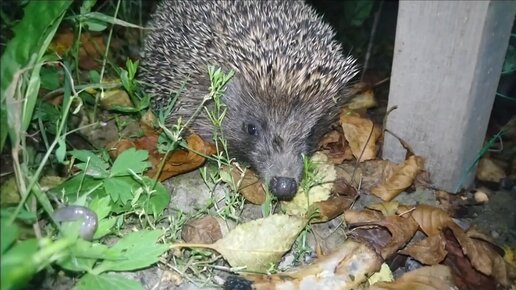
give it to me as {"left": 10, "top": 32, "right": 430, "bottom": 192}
{"left": 9, "top": 65, "right": 85, "bottom": 224}
{"left": 93, "top": 0, "right": 121, "bottom": 120}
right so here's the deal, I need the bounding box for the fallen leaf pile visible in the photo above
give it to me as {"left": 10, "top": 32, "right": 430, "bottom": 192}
{"left": 344, "top": 203, "right": 516, "bottom": 288}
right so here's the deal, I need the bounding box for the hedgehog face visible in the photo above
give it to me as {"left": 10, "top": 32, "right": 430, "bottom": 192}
{"left": 221, "top": 77, "right": 326, "bottom": 200}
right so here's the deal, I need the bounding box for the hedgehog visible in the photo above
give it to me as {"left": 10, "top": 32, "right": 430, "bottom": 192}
{"left": 139, "top": 0, "right": 358, "bottom": 200}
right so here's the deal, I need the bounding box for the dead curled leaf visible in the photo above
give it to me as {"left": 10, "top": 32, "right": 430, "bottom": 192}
{"left": 50, "top": 28, "right": 105, "bottom": 70}
{"left": 308, "top": 195, "right": 354, "bottom": 223}
{"left": 369, "top": 264, "right": 456, "bottom": 290}
{"left": 404, "top": 204, "right": 516, "bottom": 287}
{"left": 370, "top": 155, "right": 425, "bottom": 201}
{"left": 448, "top": 223, "right": 515, "bottom": 287}
{"left": 340, "top": 112, "right": 381, "bottom": 162}
{"left": 346, "top": 85, "right": 378, "bottom": 110}
{"left": 399, "top": 234, "right": 447, "bottom": 265}
{"left": 181, "top": 215, "right": 233, "bottom": 244}
{"left": 476, "top": 156, "right": 506, "bottom": 183}
{"left": 408, "top": 204, "right": 453, "bottom": 237}
{"left": 224, "top": 165, "right": 266, "bottom": 205}
{"left": 108, "top": 133, "right": 216, "bottom": 181}
{"left": 345, "top": 210, "right": 419, "bottom": 259}
{"left": 318, "top": 130, "right": 352, "bottom": 164}
{"left": 367, "top": 201, "right": 400, "bottom": 216}
{"left": 247, "top": 239, "right": 382, "bottom": 290}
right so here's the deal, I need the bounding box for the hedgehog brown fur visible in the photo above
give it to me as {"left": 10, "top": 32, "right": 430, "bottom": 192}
{"left": 139, "top": 0, "right": 358, "bottom": 200}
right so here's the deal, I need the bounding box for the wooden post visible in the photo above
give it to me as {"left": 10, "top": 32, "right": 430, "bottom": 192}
{"left": 382, "top": 1, "right": 516, "bottom": 192}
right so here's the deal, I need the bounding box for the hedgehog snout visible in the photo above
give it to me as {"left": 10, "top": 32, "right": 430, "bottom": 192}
{"left": 269, "top": 176, "right": 298, "bottom": 201}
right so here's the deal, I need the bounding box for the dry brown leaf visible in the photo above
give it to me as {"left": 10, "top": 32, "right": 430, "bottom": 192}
{"left": 340, "top": 114, "right": 381, "bottom": 162}
{"left": 248, "top": 239, "right": 382, "bottom": 290}
{"left": 319, "top": 130, "right": 341, "bottom": 147}
{"left": 224, "top": 165, "right": 266, "bottom": 204}
{"left": 476, "top": 157, "right": 507, "bottom": 182}
{"left": 108, "top": 133, "right": 216, "bottom": 181}
{"left": 370, "top": 155, "right": 425, "bottom": 201}
{"left": 337, "top": 160, "right": 391, "bottom": 190}
{"left": 346, "top": 87, "right": 378, "bottom": 110}
{"left": 211, "top": 214, "right": 307, "bottom": 272}
{"left": 181, "top": 216, "right": 233, "bottom": 244}
{"left": 367, "top": 201, "right": 400, "bottom": 216}
{"left": 410, "top": 204, "right": 453, "bottom": 237}
{"left": 308, "top": 196, "right": 354, "bottom": 223}
{"left": 399, "top": 234, "right": 447, "bottom": 265}
{"left": 50, "top": 29, "right": 105, "bottom": 70}
{"left": 375, "top": 215, "right": 419, "bottom": 259}
{"left": 332, "top": 178, "right": 358, "bottom": 197}
{"left": 406, "top": 204, "right": 516, "bottom": 286}
{"left": 318, "top": 130, "right": 352, "bottom": 164}
{"left": 369, "top": 265, "right": 456, "bottom": 290}
{"left": 449, "top": 223, "right": 515, "bottom": 287}
{"left": 345, "top": 210, "right": 418, "bottom": 259}
{"left": 344, "top": 209, "right": 384, "bottom": 224}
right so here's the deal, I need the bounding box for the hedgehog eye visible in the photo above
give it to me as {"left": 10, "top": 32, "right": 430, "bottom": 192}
{"left": 246, "top": 123, "right": 259, "bottom": 136}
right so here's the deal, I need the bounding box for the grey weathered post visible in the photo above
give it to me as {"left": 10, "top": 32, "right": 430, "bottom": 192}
{"left": 383, "top": 1, "right": 516, "bottom": 192}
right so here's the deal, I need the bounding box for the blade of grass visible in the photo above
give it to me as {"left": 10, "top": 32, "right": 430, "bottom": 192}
{"left": 0, "top": 0, "right": 71, "bottom": 151}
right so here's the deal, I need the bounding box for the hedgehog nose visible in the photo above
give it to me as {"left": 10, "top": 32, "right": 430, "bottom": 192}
{"left": 270, "top": 177, "right": 298, "bottom": 200}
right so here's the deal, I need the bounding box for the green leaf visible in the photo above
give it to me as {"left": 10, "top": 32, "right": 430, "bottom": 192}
{"left": 40, "top": 66, "right": 62, "bottom": 90}
{"left": 1, "top": 239, "right": 39, "bottom": 290}
{"left": 0, "top": 207, "right": 36, "bottom": 223}
{"left": 84, "top": 19, "right": 108, "bottom": 31}
{"left": 344, "top": 0, "right": 374, "bottom": 27}
{"left": 110, "top": 148, "right": 150, "bottom": 177}
{"left": 89, "top": 196, "right": 111, "bottom": 221}
{"left": 51, "top": 175, "right": 105, "bottom": 202}
{"left": 57, "top": 240, "right": 109, "bottom": 272}
{"left": 103, "top": 177, "right": 134, "bottom": 204}
{"left": 70, "top": 150, "right": 110, "bottom": 178}
{"left": 77, "top": 273, "right": 144, "bottom": 290}
{"left": 141, "top": 177, "right": 170, "bottom": 218}
{"left": 93, "top": 230, "right": 168, "bottom": 274}
{"left": 56, "top": 138, "right": 67, "bottom": 163}
{"left": 0, "top": 0, "right": 72, "bottom": 151}
{"left": 81, "top": 12, "right": 144, "bottom": 29}
{"left": 0, "top": 219, "right": 19, "bottom": 254}
{"left": 93, "top": 217, "right": 117, "bottom": 240}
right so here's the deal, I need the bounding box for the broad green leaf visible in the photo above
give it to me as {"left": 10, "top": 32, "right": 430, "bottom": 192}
{"left": 93, "top": 230, "right": 168, "bottom": 273}
{"left": 103, "top": 177, "right": 134, "bottom": 204}
{"left": 141, "top": 177, "right": 170, "bottom": 218}
{"left": 89, "top": 196, "right": 111, "bottom": 221}
{"left": 40, "top": 66, "right": 62, "bottom": 90}
{"left": 57, "top": 240, "right": 109, "bottom": 272}
{"left": 70, "top": 150, "right": 109, "bottom": 178}
{"left": 76, "top": 273, "right": 144, "bottom": 290}
{"left": 93, "top": 217, "right": 117, "bottom": 240}
{"left": 0, "top": 0, "right": 71, "bottom": 151}
{"left": 51, "top": 175, "right": 105, "bottom": 202}
{"left": 0, "top": 207, "right": 36, "bottom": 223}
{"left": 1, "top": 239, "right": 39, "bottom": 290}
{"left": 0, "top": 219, "right": 19, "bottom": 254}
{"left": 110, "top": 148, "right": 150, "bottom": 177}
